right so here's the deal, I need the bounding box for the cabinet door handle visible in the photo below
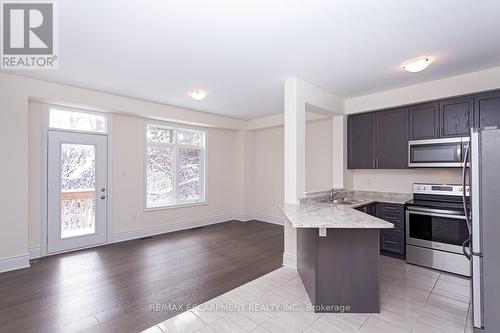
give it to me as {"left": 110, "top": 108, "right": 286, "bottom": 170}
{"left": 385, "top": 240, "right": 399, "bottom": 245}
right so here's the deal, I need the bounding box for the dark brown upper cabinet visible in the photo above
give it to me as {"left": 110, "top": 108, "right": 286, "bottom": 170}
{"left": 348, "top": 112, "right": 376, "bottom": 169}
{"left": 475, "top": 91, "right": 500, "bottom": 130}
{"left": 376, "top": 108, "right": 409, "bottom": 169}
{"left": 440, "top": 97, "right": 474, "bottom": 138}
{"left": 347, "top": 88, "right": 500, "bottom": 169}
{"left": 409, "top": 102, "right": 440, "bottom": 140}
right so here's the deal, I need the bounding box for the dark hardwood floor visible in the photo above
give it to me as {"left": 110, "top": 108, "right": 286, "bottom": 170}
{"left": 0, "top": 220, "right": 284, "bottom": 333}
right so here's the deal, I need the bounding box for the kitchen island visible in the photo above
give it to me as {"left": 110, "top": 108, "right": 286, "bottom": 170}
{"left": 281, "top": 197, "right": 395, "bottom": 313}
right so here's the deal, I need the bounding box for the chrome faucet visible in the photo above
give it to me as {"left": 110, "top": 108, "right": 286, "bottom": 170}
{"left": 329, "top": 188, "right": 345, "bottom": 202}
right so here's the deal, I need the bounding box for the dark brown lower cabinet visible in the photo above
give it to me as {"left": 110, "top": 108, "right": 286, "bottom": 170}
{"left": 297, "top": 227, "right": 381, "bottom": 313}
{"left": 355, "top": 202, "right": 405, "bottom": 258}
{"left": 377, "top": 202, "right": 405, "bottom": 259}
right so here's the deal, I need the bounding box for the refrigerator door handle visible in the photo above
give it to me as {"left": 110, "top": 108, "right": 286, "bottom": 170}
{"left": 472, "top": 255, "right": 484, "bottom": 329}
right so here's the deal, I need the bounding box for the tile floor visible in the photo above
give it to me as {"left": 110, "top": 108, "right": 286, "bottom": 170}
{"left": 143, "top": 256, "right": 473, "bottom": 333}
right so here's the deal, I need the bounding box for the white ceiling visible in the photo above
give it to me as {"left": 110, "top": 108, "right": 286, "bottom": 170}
{"left": 10, "top": 0, "right": 500, "bottom": 119}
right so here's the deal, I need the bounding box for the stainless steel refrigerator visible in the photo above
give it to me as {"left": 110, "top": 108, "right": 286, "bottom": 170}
{"left": 462, "top": 127, "right": 500, "bottom": 332}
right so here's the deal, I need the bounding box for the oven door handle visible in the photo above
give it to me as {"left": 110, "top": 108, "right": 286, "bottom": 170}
{"left": 406, "top": 209, "right": 467, "bottom": 220}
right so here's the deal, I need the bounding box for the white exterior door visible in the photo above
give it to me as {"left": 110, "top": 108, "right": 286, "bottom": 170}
{"left": 47, "top": 130, "right": 108, "bottom": 253}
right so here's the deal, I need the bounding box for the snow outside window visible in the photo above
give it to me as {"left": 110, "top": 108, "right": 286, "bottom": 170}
{"left": 49, "top": 108, "right": 107, "bottom": 133}
{"left": 145, "top": 123, "right": 206, "bottom": 209}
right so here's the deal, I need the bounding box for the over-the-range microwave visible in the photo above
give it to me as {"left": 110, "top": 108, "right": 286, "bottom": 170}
{"left": 408, "top": 137, "right": 469, "bottom": 168}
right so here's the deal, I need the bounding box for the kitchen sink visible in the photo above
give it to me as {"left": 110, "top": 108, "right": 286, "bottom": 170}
{"left": 332, "top": 199, "right": 352, "bottom": 205}
{"left": 332, "top": 198, "right": 366, "bottom": 205}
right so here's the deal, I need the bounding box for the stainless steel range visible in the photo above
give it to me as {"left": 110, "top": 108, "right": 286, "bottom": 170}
{"left": 405, "top": 183, "right": 471, "bottom": 277}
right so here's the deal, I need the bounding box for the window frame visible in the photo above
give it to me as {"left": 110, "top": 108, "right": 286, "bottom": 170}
{"left": 143, "top": 120, "right": 207, "bottom": 211}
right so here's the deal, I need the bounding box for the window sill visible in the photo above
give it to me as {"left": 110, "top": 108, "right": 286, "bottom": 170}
{"left": 144, "top": 201, "right": 208, "bottom": 212}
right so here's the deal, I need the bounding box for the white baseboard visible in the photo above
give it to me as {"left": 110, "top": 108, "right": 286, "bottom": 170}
{"left": 112, "top": 213, "right": 241, "bottom": 243}
{"left": 113, "top": 213, "right": 284, "bottom": 243}
{"left": 0, "top": 254, "right": 30, "bottom": 273}
{"left": 29, "top": 247, "right": 41, "bottom": 260}
{"left": 17, "top": 213, "right": 283, "bottom": 265}
{"left": 239, "top": 213, "right": 284, "bottom": 225}
{"left": 283, "top": 252, "right": 297, "bottom": 269}
{"left": 250, "top": 213, "right": 284, "bottom": 225}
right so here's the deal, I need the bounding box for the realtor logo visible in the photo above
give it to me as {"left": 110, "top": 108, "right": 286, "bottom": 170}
{"left": 1, "top": 1, "right": 58, "bottom": 69}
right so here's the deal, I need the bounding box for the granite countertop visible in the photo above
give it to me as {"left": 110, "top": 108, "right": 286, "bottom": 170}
{"left": 281, "top": 190, "right": 412, "bottom": 229}
{"left": 281, "top": 201, "right": 394, "bottom": 229}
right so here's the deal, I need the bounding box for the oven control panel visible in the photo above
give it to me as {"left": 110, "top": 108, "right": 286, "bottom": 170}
{"left": 413, "top": 183, "right": 470, "bottom": 196}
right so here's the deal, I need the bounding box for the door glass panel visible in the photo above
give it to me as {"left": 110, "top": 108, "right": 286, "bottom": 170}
{"left": 178, "top": 148, "right": 201, "bottom": 201}
{"left": 60, "top": 144, "right": 96, "bottom": 239}
{"left": 408, "top": 213, "right": 469, "bottom": 246}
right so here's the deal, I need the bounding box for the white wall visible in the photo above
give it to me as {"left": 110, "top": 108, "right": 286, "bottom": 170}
{"left": 244, "top": 118, "right": 334, "bottom": 217}
{"left": 352, "top": 169, "right": 462, "bottom": 193}
{"left": 0, "top": 78, "right": 28, "bottom": 265}
{"left": 346, "top": 66, "right": 500, "bottom": 114}
{"left": 111, "top": 114, "right": 243, "bottom": 236}
{"left": 244, "top": 126, "right": 283, "bottom": 217}
{"left": 305, "top": 120, "right": 333, "bottom": 192}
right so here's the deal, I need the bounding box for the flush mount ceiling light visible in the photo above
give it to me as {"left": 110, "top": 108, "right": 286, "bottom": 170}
{"left": 188, "top": 89, "right": 208, "bottom": 100}
{"left": 402, "top": 57, "right": 433, "bottom": 73}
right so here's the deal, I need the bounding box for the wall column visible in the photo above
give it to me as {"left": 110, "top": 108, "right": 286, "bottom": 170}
{"left": 283, "top": 79, "right": 306, "bottom": 266}
{"left": 283, "top": 78, "right": 345, "bottom": 268}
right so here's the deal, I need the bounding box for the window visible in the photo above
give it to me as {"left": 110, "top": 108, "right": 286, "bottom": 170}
{"left": 49, "top": 108, "right": 107, "bottom": 133}
{"left": 145, "top": 123, "right": 206, "bottom": 209}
